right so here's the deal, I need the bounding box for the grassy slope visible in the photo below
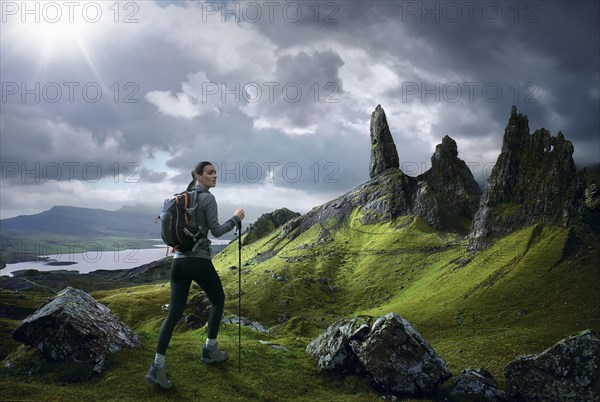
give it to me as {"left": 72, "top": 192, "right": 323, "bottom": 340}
{"left": 1, "top": 205, "right": 599, "bottom": 400}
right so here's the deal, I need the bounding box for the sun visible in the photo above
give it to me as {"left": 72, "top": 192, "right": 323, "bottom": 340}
{"left": 2, "top": 2, "right": 103, "bottom": 72}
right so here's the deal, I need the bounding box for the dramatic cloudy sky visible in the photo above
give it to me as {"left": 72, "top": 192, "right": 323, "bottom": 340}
{"left": 1, "top": 0, "right": 599, "bottom": 222}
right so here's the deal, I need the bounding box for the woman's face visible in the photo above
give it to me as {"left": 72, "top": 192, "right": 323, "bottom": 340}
{"left": 196, "top": 164, "right": 217, "bottom": 189}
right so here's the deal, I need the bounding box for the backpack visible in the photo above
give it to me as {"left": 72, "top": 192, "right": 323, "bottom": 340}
{"left": 158, "top": 189, "right": 207, "bottom": 253}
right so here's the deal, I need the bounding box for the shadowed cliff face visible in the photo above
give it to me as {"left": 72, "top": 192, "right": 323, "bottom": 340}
{"left": 282, "top": 105, "right": 481, "bottom": 240}
{"left": 467, "top": 106, "right": 586, "bottom": 251}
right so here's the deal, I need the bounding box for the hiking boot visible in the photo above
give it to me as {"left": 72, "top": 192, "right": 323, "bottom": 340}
{"left": 145, "top": 363, "right": 173, "bottom": 389}
{"left": 201, "top": 342, "right": 227, "bottom": 363}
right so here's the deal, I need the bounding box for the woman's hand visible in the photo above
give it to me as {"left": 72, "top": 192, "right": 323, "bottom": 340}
{"left": 234, "top": 208, "right": 245, "bottom": 220}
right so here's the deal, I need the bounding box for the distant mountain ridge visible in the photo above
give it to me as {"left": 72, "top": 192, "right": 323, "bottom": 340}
{"left": 1, "top": 205, "right": 158, "bottom": 239}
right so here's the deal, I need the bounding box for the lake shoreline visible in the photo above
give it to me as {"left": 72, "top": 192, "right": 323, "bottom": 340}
{"left": 1, "top": 242, "right": 230, "bottom": 277}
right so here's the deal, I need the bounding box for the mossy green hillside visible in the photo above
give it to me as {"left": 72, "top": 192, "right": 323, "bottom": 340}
{"left": 214, "top": 206, "right": 599, "bottom": 385}
{"left": 1, "top": 205, "right": 598, "bottom": 400}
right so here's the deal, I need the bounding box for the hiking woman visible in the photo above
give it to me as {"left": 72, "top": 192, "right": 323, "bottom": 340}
{"left": 146, "top": 161, "right": 245, "bottom": 389}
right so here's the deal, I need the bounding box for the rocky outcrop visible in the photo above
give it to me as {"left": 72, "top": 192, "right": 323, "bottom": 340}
{"left": 11, "top": 287, "right": 141, "bottom": 373}
{"left": 370, "top": 104, "right": 400, "bottom": 178}
{"left": 468, "top": 106, "right": 586, "bottom": 250}
{"left": 306, "top": 313, "right": 451, "bottom": 397}
{"left": 504, "top": 329, "right": 600, "bottom": 401}
{"left": 280, "top": 105, "right": 481, "bottom": 241}
{"left": 243, "top": 208, "right": 300, "bottom": 245}
{"left": 449, "top": 367, "right": 507, "bottom": 401}
{"left": 414, "top": 135, "right": 482, "bottom": 231}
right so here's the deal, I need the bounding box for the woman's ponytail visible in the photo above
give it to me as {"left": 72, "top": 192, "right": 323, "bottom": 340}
{"left": 185, "top": 179, "right": 196, "bottom": 191}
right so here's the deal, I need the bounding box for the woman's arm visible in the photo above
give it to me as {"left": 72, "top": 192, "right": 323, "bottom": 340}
{"left": 204, "top": 194, "right": 242, "bottom": 238}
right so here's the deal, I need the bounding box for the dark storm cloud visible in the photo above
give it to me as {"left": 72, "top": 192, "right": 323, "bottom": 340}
{"left": 1, "top": 0, "right": 597, "bottom": 218}
{"left": 161, "top": 103, "right": 370, "bottom": 195}
{"left": 251, "top": 0, "right": 599, "bottom": 165}
{"left": 240, "top": 49, "right": 345, "bottom": 134}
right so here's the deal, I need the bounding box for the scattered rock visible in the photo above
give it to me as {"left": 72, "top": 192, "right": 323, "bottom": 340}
{"left": 11, "top": 287, "right": 141, "bottom": 374}
{"left": 505, "top": 329, "right": 600, "bottom": 402}
{"left": 306, "top": 313, "right": 451, "bottom": 397}
{"left": 258, "top": 340, "right": 289, "bottom": 351}
{"left": 449, "top": 367, "right": 507, "bottom": 401}
{"left": 222, "top": 315, "right": 269, "bottom": 334}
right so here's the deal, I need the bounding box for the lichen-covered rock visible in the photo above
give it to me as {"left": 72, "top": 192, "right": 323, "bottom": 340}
{"left": 468, "top": 106, "right": 586, "bottom": 250}
{"left": 450, "top": 367, "right": 507, "bottom": 401}
{"left": 306, "top": 313, "right": 451, "bottom": 397}
{"left": 222, "top": 315, "right": 269, "bottom": 334}
{"left": 370, "top": 104, "right": 400, "bottom": 178}
{"left": 353, "top": 313, "right": 452, "bottom": 396}
{"left": 504, "top": 329, "right": 600, "bottom": 402}
{"left": 305, "top": 316, "right": 372, "bottom": 375}
{"left": 11, "top": 287, "right": 141, "bottom": 373}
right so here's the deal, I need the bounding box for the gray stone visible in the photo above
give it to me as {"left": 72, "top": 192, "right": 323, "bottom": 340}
{"left": 353, "top": 313, "right": 452, "bottom": 396}
{"left": 222, "top": 315, "right": 269, "bottom": 334}
{"left": 369, "top": 104, "right": 400, "bottom": 178}
{"left": 450, "top": 367, "right": 507, "bottom": 401}
{"left": 306, "top": 313, "right": 451, "bottom": 397}
{"left": 505, "top": 329, "right": 600, "bottom": 402}
{"left": 306, "top": 316, "right": 372, "bottom": 375}
{"left": 11, "top": 287, "right": 141, "bottom": 373}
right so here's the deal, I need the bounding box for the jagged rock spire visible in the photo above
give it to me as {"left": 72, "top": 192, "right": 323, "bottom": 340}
{"left": 467, "top": 105, "right": 585, "bottom": 251}
{"left": 431, "top": 135, "right": 458, "bottom": 165}
{"left": 369, "top": 105, "right": 400, "bottom": 178}
{"left": 416, "top": 135, "right": 482, "bottom": 229}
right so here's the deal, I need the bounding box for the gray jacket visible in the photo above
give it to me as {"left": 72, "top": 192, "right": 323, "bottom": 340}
{"left": 174, "top": 184, "right": 240, "bottom": 260}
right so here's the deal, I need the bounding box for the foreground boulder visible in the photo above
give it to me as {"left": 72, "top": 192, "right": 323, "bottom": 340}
{"left": 306, "top": 313, "right": 451, "bottom": 397}
{"left": 505, "top": 329, "right": 600, "bottom": 401}
{"left": 305, "top": 316, "right": 371, "bottom": 375}
{"left": 11, "top": 287, "right": 141, "bottom": 373}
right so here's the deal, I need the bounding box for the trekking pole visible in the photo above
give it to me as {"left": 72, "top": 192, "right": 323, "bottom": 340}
{"left": 237, "top": 221, "right": 242, "bottom": 372}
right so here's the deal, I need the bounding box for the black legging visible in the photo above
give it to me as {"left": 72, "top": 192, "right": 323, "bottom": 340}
{"left": 156, "top": 257, "right": 225, "bottom": 355}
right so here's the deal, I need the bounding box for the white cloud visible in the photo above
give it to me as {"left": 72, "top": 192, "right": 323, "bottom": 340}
{"left": 145, "top": 71, "right": 221, "bottom": 119}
